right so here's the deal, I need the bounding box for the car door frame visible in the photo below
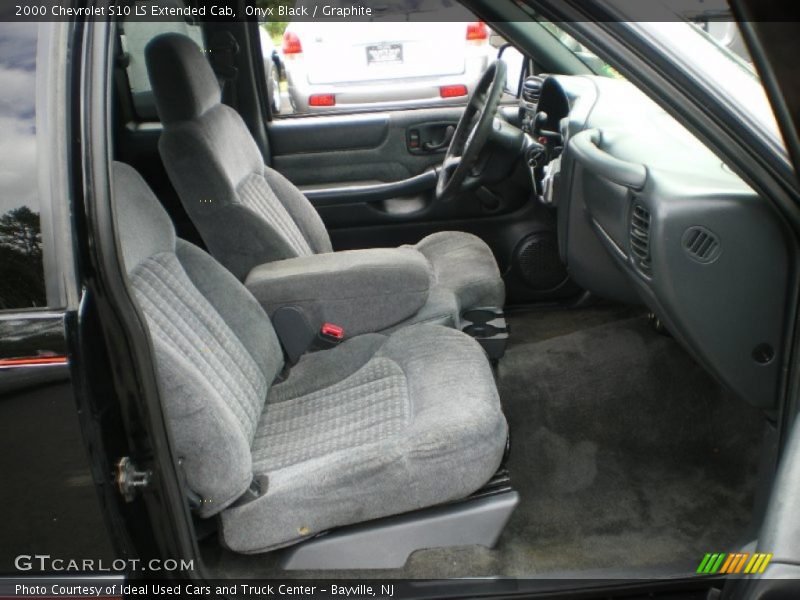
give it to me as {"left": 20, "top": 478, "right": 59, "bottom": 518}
{"left": 714, "top": 5, "right": 800, "bottom": 594}
{"left": 0, "top": 18, "right": 125, "bottom": 570}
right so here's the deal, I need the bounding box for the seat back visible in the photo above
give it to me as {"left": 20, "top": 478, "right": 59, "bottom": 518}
{"left": 145, "top": 33, "right": 332, "bottom": 280}
{"left": 111, "top": 161, "right": 285, "bottom": 516}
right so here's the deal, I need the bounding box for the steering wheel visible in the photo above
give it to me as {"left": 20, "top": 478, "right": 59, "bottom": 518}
{"left": 436, "top": 59, "right": 507, "bottom": 201}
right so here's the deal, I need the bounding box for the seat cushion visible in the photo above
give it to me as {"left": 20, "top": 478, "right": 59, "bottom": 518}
{"left": 414, "top": 231, "right": 505, "bottom": 312}
{"left": 219, "top": 324, "right": 508, "bottom": 553}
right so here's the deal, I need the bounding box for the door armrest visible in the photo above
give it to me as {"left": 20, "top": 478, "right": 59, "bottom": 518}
{"left": 302, "top": 168, "right": 438, "bottom": 206}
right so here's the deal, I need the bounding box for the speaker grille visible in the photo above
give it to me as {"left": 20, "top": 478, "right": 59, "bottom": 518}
{"left": 682, "top": 226, "right": 721, "bottom": 263}
{"left": 515, "top": 232, "right": 568, "bottom": 291}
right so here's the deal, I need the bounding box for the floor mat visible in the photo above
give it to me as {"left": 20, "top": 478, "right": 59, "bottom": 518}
{"left": 506, "top": 302, "right": 645, "bottom": 347}
{"left": 494, "top": 314, "right": 763, "bottom": 576}
{"left": 202, "top": 308, "right": 764, "bottom": 579}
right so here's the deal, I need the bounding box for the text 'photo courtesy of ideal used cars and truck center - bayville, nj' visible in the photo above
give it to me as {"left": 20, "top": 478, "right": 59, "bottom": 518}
{"left": 1, "top": 0, "right": 800, "bottom": 598}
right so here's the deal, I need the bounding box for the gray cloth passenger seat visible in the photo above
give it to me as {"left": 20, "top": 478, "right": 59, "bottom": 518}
{"left": 144, "top": 32, "right": 505, "bottom": 333}
{"left": 111, "top": 161, "right": 509, "bottom": 553}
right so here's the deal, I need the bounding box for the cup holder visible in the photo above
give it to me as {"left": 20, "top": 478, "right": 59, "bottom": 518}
{"left": 461, "top": 307, "right": 508, "bottom": 360}
{"left": 463, "top": 323, "right": 502, "bottom": 338}
{"left": 462, "top": 308, "right": 503, "bottom": 325}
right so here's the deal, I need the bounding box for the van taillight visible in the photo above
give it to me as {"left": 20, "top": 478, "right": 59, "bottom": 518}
{"left": 466, "top": 22, "right": 488, "bottom": 41}
{"left": 440, "top": 85, "right": 468, "bottom": 98}
{"left": 309, "top": 94, "right": 336, "bottom": 107}
{"left": 282, "top": 31, "right": 303, "bottom": 55}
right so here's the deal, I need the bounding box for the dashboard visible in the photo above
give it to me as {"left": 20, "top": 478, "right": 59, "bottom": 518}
{"left": 530, "top": 74, "right": 793, "bottom": 411}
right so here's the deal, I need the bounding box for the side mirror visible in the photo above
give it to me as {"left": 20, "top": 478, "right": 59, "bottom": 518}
{"left": 497, "top": 43, "right": 526, "bottom": 97}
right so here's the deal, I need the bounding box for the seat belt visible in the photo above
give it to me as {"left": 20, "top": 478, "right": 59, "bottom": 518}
{"left": 208, "top": 30, "right": 240, "bottom": 107}
{"left": 272, "top": 307, "right": 346, "bottom": 381}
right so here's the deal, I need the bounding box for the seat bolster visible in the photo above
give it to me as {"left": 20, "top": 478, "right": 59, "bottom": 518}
{"left": 152, "top": 341, "right": 254, "bottom": 517}
{"left": 376, "top": 324, "right": 508, "bottom": 472}
{"left": 176, "top": 239, "right": 284, "bottom": 382}
{"left": 244, "top": 248, "right": 432, "bottom": 336}
{"left": 220, "top": 325, "right": 507, "bottom": 554}
{"left": 263, "top": 167, "right": 333, "bottom": 254}
{"left": 113, "top": 162, "right": 176, "bottom": 272}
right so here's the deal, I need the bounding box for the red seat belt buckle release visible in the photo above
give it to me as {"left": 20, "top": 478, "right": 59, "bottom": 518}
{"left": 320, "top": 323, "right": 344, "bottom": 341}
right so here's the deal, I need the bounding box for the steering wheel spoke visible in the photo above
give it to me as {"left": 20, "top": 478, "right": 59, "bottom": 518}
{"left": 435, "top": 60, "right": 507, "bottom": 202}
{"left": 442, "top": 154, "right": 462, "bottom": 173}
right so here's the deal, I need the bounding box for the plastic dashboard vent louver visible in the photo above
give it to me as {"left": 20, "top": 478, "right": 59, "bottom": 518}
{"left": 630, "top": 203, "right": 651, "bottom": 273}
{"left": 682, "top": 226, "right": 721, "bottom": 263}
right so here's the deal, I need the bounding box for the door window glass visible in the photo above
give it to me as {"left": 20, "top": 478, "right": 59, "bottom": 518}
{"left": 0, "top": 22, "right": 45, "bottom": 310}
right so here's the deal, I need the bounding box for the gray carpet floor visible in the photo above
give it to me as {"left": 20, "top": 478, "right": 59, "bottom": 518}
{"left": 202, "top": 305, "right": 764, "bottom": 579}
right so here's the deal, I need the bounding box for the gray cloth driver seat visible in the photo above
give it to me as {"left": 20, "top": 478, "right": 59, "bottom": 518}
{"left": 111, "top": 161, "right": 508, "bottom": 553}
{"left": 144, "top": 33, "right": 505, "bottom": 333}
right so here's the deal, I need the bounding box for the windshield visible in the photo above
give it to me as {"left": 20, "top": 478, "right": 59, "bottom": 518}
{"left": 539, "top": 21, "right": 624, "bottom": 79}
{"left": 632, "top": 20, "right": 785, "bottom": 159}
{"left": 531, "top": 10, "right": 784, "bottom": 161}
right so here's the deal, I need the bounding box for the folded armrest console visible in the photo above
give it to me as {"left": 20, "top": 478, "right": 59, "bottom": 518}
{"left": 244, "top": 248, "right": 432, "bottom": 337}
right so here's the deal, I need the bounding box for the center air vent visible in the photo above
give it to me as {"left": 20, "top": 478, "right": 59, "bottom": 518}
{"left": 682, "top": 226, "right": 721, "bottom": 263}
{"left": 521, "top": 76, "right": 544, "bottom": 106}
{"left": 629, "top": 203, "right": 651, "bottom": 273}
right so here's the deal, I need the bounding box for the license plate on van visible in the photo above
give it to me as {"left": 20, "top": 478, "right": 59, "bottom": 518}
{"left": 366, "top": 43, "right": 403, "bottom": 64}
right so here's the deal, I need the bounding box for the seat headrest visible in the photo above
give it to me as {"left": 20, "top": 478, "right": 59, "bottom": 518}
{"left": 145, "top": 32, "right": 221, "bottom": 124}
{"left": 111, "top": 162, "right": 177, "bottom": 272}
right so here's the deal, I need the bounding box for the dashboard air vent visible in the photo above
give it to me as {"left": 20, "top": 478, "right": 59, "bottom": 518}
{"left": 630, "top": 203, "right": 651, "bottom": 272}
{"left": 682, "top": 226, "right": 721, "bottom": 263}
{"left": 521, "top": 76, "right": 544, "bottom": 106}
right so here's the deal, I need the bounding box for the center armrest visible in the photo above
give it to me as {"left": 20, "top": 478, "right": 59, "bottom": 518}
{"left": 244, "top": 248, "right": 432, "bottom": 336}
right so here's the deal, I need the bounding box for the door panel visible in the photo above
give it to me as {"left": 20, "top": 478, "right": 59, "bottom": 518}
{"left": 270, "top": 112, "right": 391, "bottom": 156}
{"left": 269, "top": 106, "right": 530, "bottom": 233}
{"left": 270, "top": 107, "right": 463, "bottom": 188}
